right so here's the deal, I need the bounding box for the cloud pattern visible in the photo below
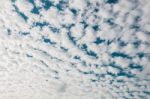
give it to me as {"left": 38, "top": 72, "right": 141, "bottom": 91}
{"left": 0, "top": 0, "right": 150, "bottom": 99}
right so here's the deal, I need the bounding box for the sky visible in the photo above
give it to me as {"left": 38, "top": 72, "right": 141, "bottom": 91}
{"left": 0, "top": 0, "right": 150, "bottom": 99}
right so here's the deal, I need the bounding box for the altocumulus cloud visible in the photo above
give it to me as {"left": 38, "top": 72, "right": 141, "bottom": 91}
{"left": 0, "top": 0, "right": 150, "bottom": 99}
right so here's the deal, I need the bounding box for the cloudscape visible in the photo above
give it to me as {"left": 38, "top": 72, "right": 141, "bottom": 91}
{"left": 0, "top": 0, "right": 150, "bottom": 99}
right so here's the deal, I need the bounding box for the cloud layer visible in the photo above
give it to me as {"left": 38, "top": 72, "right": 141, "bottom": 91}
{"left": 0, "top": 0, "right": 150, "bottom": 99}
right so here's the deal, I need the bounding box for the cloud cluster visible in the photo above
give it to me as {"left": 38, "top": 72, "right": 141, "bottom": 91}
{"left": 0, "top": 0, "right": 149, "bottom": 99}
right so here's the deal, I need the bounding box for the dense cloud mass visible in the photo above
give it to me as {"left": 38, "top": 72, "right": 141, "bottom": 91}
{"left": 0, "top": 0, "right": 150, "bottom": 99}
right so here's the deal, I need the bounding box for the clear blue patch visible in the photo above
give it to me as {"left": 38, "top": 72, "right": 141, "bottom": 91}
{"left": 133, "top": 40, "right": 141, "bottom": 48}
{"left": 33, "top": 22, "right": 49, "bottom": 29}
{"left": 80, "top": 44, "right": 88, "bottom": 50}
{"left": 50, "top": 27, "right": 60, "bottom": 33}
{"left": 111, "top": 52, "right": 132, "bottom": 59}
{"left": 117, "top": 80, "right": 124, "bottom": 83}
{"left": 74, "top": 56, "right": 80, "bottom": 60}
{"left": 134, "top": 16, "right": 141, "bottom": 22}
{"left": 143, "top": 91, "right": 150, "bottom": 95}
{"left": 92, "top": 25, "right": 100, "bottom": 31}
{"left": 129, "top": 64, "right": 143, "bottom": 71}
{"left": 107, "top": 40, "right": 113, "bottom": 45}
{"left": 43, "top": 36, "right": 55, "bottom": 44}
{"left": 94, "top": 8, "right": 99, "bottom": 12}
{"left": 94, "top": 37, "right": 105, "bottom": 45}
{"left": 56, "top": 1, "right": 67, "bottom": 11}
{"left": 137, "top": 52, "right": 145, "bottom": 58}
{"left": 19, "top": 32, "right": 30, "bottom": 36}
{"left": 106, "top": 0, "right": 119, "bottom": 4}
{"left": 117, "top": 71, "right": 134, "bottom": 78}
{"left": 41, "top": 0, "right": 53, "bottom": 10}
{"left": 107, "top": 18, "right": 115, "bottom": 25}
{"left": 28, "top": 0, "right": 35, "bottom": 5}
{"left": 13, "top": 4, "right": 28, "bottom": 22}
{"left": 82, "top": 71, "right": 94, "bottom": 75}
{"left": 95, "top": 74, "right": 102, "bottom": 79}
{"left": 130, "top": 24, "right": 140, "bottom": 31}
{"left": 109, "top": 62, "right": 123, "bottom": 70}
{"left": 80, "top": 21, "right": 88, "bottom": 29}
{"left": 67, "top": 32, "right": 76, "bottom": 44}
{"left": 19, "top": 13, "right": 28, "bottom": 22}
{"left": 70, "top": 8, "right": 77, "bottom": 16}
{"left": 11, "top": 0, "right": 16, "bottom": 2}
{"left": 107, "top": 72, "right": 116, "bottom": 77}
{"left": 64, "top": 24, "right": 75, "bottom": 29}
{"left": 31, "top": 6, "right": 41, "bottom": 14}
{"left": 28, "top": 0, "right": 41, "bottom": 15}
{"left": 118, "top": 40, "right": 127, "bottom": 47}
{"left": 60, "top": 46, "right": 68, "bottom": 52}
{"left": 87, "top": 50, "right": 98, "bottom": 58}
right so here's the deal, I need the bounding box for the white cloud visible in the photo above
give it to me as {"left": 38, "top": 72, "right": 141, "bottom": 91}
{"left": 0, "top": 0, "right": 149, "bottom": 99}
